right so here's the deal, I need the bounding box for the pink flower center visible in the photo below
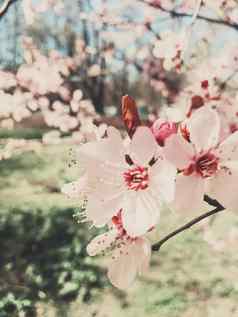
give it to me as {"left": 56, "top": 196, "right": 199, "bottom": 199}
{"left": 124, "top": 166, "right": 149, "bottom": 191}
{"left": 184, "top": 152, "right": 219, "bottom": 178}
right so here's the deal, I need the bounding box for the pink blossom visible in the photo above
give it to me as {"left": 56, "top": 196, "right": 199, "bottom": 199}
{"left": 63, "top": 126, "right": 176, "bottom": 237}
{"left": 164, "top": 106, "right": 238, "bottom": 213}
{"left": 152, "top": 29, "right": 188, "bottom": 71}
{"left": 87, "top": 211, "right": 151, "bottom": 289}
{"left": 151, "top": 119, "right": 177, "bottom": 146}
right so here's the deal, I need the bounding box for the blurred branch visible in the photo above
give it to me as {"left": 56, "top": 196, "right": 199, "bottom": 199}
{"left": 0, "top": 0, "right": 17, "bottom": 20}
{"left": 152, "top": 195, "right": 225, "bottom": 251}
{"left": 139, "top": 0, "right": 238, "bottom": 31}
{"left": 219, "top": 69, "right": 238, "bottom": 91}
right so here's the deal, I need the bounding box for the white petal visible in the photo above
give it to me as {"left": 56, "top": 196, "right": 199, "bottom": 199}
{"left": 207, "top": 167, "right": 238, "bottom": 212}
{"left": 77, "top": 127, "right": 126, "bottom": 172}
{"left": 187, "top": 107, "right": 220, "bottom": 152}
{"left": 129, "top": 127, "right": 158, "bottom": 166}
{"left": 122, "top": 190, "right": 161, "bottom": 237}
{"left": 164, "top": 134, "right": 194, "bottom": 170}
{"left": 107, "top": 126, "right": 122, "bottom": 142}
{"left": 173, "top": 174, "right": 205, "bottom": 214}
{"left": 150, "top": 158, "right": 177, "bottom": 203}
{"left": 134, "top": 238, "right": 151, "bottom": 275}
{"left": 86, "top": 193, "right": 123, "bottom": 227}
{"left": 108, "top": 242, "right": 138, "bottom": 289}
{"left": 91, "top": 180, "right": 125, "bottom": 200}
{"left": 87, "top": 230, "right": 118, "bottom": 256}
{"left": 217, "top": 131, "right": 238, "bottom": 162}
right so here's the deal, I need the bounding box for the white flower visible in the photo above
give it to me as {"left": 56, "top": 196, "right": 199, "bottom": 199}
{"left": 164, "top": 106, "right": 238, "bottom": 213}
{"left": 87, "top": 211, "right": 151, "bottom": 289}
{"left": 63, "top": 126, "right": 176, "bottom": 237}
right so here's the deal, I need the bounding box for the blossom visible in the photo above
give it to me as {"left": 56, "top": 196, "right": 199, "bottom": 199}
{"left": 87, "top": 211, "right": 151, "bottom": 289}
{"left": 151, "top": 119, "right": 177, "bottom": 146}
{"left": 164, "top": 106, "right": 238, "bottom": 213}
{"left": 64, "top": 126, "right": 176, "bottom": 237}
{"left": 152, "top": 29, "right": 188, "bottom": 71}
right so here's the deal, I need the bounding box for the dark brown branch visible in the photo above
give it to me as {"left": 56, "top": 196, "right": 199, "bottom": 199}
{"left": 152, "top": 196, "right": 225, "bottom": 251}
{"left": 0, "top": 0, "right": 18, "bottom": 20}
{"left": 139, "top": 0, "right": 238, "bottom": 31}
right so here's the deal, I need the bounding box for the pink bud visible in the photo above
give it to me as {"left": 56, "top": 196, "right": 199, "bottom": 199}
{"left": 151, "top": 119, "right": 177, "bottom": 146}
{"left": 230, "top": 123, "right": 238, "bottom": 134}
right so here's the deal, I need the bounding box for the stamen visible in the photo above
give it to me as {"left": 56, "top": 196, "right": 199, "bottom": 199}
{"left": 184, "top": 152, "right": 219, "bottom": 178}
{"left": 124, "top": 166, "right": 149, "bottom": 191}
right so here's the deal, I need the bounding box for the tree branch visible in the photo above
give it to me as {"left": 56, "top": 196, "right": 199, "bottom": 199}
{"left": 0, "top": 0, "right": 18, "bottom": 20}
{"left": 139, "top": 0, "right": 238, "bottom": 31}
{"left": 152, "top": 196, "right": 225, "bottom": 251}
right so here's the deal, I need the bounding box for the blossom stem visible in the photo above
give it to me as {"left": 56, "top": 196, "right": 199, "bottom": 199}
{"left": 152, "top": 196, "right": 224, "bottom": 251}
{"left": 139, "top": 0, "right": 238, "bottom": 32}
{"left": 0, "top": 0, "right": 17, "bottom": 19}
{"left": 190, "top": 0, "right": 203, "bottom": 26}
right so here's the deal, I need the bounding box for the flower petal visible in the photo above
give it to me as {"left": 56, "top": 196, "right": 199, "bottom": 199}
{"left": 134, "top": 238, "right": 151, "bottom": 275}
{"left": 86, "top": 193, "right": 123, "bottom": 227}
{"left": 121, "top": 190, "right": 161, "bottom": 237}
{"left": 108, "top": 242, "right": 138, "bottom": 289}
{"left": 217, "top": 131, "right": 238, "bottom": 162}
{"left": 187, "top": 107, "right": 220, "bottom": 152}
{"left": 77, "top": 127, "right": 126, "bottom": 172}
{"left": 129, "top": 127, "right": 158, "bottom": 166}
{"left": 207, "top": 167, "right": 238, "bottom": 212}
{"left": 150, "top": 158, "right": 176, "bottom": 203}
{"left": 164, "top": 134, "right": 194, "bottom": 170}
{"left": 173, "top": 174, "right": 205, "bottom": 213}
{"left": 87, "top": 230, "right": 118, "bottom": 256}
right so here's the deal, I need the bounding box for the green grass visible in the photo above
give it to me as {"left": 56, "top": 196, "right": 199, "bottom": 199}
{"left": 0, "top": 128, "right": 46, "bottom": 140}
{"left": 1, "top": 138, "right": 238, "bottom": 317}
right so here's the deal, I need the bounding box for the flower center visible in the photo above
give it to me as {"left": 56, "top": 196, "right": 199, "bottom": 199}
{"left": 123, "top": 166, "right": 149, "bottom": 191}
{"left": 184, "top": 152, "right": 219, "bottom": 178}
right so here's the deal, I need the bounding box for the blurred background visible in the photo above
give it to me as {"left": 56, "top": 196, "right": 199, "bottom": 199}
{"left": 1, "top": 0, "right": 238, "bottom": 316}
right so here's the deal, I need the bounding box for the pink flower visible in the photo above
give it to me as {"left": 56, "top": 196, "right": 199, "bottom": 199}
{"left": 87, "top": 211, "right": 151, "bottom": 289}
{"left": 64, "top": 126, "right": 176, "bottom": 237}
{"left": 151, "top": 119, "right": 177, "bottom": 146}
{"left": 164, "top": 106, "right": 238, "bottom": 213}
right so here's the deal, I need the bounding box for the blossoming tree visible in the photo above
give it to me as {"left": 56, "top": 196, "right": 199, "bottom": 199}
{"left": 1, "top": 0, "right": 238, "bottom": 289}
{"left": 62, "top": 0, "right": 238, "bottom": 289}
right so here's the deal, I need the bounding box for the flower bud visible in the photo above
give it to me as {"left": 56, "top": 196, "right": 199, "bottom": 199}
{"left": 151, "top": 119, "right": 177, "bottom": 146}
{"left": 121, "top": 95, "right": 141, "bottom": 138}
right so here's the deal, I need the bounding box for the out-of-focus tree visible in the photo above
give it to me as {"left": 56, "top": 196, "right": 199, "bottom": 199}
{"left": 1, "top": 0, "right": 238, "bottom": 142}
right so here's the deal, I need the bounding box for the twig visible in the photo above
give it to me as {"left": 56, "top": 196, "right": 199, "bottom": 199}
{"left": 152, "top": 196, "right": 225, "bottom": 251}
{"left": 0, "top": 0, "right": 18, "bottom": 19}
{"left": 139, "top": 0, "right": 238, "bottom": 31}
{"left": 190, "top": 0, "right": 203, "bottom": 26}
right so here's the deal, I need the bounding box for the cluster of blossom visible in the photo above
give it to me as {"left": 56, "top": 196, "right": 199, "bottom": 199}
{"left": 0, "top": 38, "right": 100, "bottom": 138}
{"left": 159, "top": 50, "right": 238, "bottom": 137}
{"left": 62, "top": 95, "right": 238, "bottom": 289}
{"left": 152, "top": 29, "right": 188, "bottom": 72}
{"left": 42, "top": 122, "right": 107, "bottom": 145}
{"left": 142, "top": 0, "right": 238, "bottom": 81}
